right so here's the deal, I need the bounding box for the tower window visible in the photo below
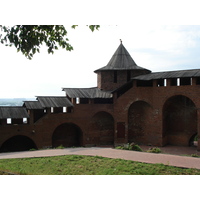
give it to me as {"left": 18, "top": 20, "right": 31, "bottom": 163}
{"left": 114, "top": 71, "right": 117, "bottom": 83}
{"left": 127, "top": 71, "right": 131, "bottom": 81}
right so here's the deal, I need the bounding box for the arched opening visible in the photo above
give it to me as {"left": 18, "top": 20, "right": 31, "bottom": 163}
{"left": 52, "top": 123, "right": 82, "bottom": 148}
{"left": 90, "top": 111, "right": 114, "bottom": 146}
{"left": 163, "top": 95, "right": 197, "bottom": 146}
{"left": 128, "top": 101, "right": 153, "bottom": 144}
{"left": 0, "top": 135, "right": 37, "bottom": 152}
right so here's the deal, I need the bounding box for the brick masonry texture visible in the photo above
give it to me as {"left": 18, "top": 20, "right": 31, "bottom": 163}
{"left": 0, "top": 43, "right": 199, "bottom": 152}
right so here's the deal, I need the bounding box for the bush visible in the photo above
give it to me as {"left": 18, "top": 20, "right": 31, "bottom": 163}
{"left": 29, "top": 148, "right": 36, "bottom": 151}
{"left": 115, "top": 146, "right": 123, "bottom": 150}
{"left": 129, "top": 144, "right": 143, "bottom": 152}
{"left": 115, "top": 143, "right": 143, "bottom": 152}
{"left": 147, "top": 147, "right": 162, "bottom": 153}
{"left": 191, "top": 154, "right": 199, "bottom": 157}
{"left": 56, "top": 145, "right": 65, "bottom": 149}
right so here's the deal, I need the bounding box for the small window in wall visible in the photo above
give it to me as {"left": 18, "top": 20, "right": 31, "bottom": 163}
{"left": 51, "top": 107, "right": 54, "bottom": 113}
{"left": 114, "top": 71, "right": 117, "bottom": 83}
{"left": 177, "top": 78, "right": 180, "bottom": 86}
{"left": 7, "top": 118, "right": 12, "bottom": 124}
{"left": 76, "top": 97, "right": 80, "bottom": 104}
{"left": 63, "top": 107, "right": 67, "bottom": 113}
{"left": 127, "top": 71, "right": 131, "bottom": 81}
{"left": 23, "top": 118, "right": 28, "bottom": 124}
{"left": 164, "top": 79, "right": 167, "bottom": 86}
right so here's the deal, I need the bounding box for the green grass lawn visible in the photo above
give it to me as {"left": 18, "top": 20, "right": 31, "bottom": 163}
{"left": 0, "top": 155, "right": 200, "bottom": 175}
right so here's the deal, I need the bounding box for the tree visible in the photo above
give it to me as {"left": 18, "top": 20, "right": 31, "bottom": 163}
{"left": 0, "top": 25, "right": 100, "bottom": 60}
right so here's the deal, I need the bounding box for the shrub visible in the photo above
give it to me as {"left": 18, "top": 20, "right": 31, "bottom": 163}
{"left": 115, "top": 146, "right": 123, "bottom": 150}
{"left": 147, "top": 147, "right": 162, "bottom": 153}
{"left": 56, "top": 145, "right": 65, "bottom": 149}
{"left": 115, "top": 143, "right": 143, "bottom": 152}
{"left": 191, "top": 154, "right": 199, "bottom": 157}
{"left": 129, "top": 144, "right": 143, "bottom": 152}
{"left": 29, "top": 148, "right": 36, "bottom": 151}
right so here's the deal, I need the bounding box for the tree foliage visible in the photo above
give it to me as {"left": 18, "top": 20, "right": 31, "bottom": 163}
{"left": 0, "top": 25, "right": 100, "bottom": 59}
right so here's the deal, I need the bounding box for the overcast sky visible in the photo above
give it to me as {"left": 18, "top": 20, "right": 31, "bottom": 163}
{"left": 1, "top": 25, "right": 200, "bottom": 98}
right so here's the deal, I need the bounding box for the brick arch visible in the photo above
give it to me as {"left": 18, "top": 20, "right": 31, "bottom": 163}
{"left": 90, "top": 111, "right": 114, "bottom": 146}
{"left": 128, "top": 101, "right": 153, "bottom": 144}
{"left": 163, "top": 95, "right": 197, "bottom": 146}
{"left": 52, "top": 123, "right": 83, "bottom": 148}
{"left": 162, "top": 93, "right": 198, "bottom": 109}
{"left": 0, "top": 135, "right": 37, "bottom": 152}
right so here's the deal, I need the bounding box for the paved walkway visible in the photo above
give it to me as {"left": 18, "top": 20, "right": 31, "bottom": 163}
{"left": 0, "top": 147, "right": 200, "bottom": 169}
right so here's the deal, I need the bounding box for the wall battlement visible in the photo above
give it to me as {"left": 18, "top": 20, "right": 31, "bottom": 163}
{"left": 0, "top": 43, "right": 199, "bottom": 152}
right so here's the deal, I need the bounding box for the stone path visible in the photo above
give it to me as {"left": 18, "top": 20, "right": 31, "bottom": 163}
{"left": 0, "top": 147, "right": 200, "bottom": 169}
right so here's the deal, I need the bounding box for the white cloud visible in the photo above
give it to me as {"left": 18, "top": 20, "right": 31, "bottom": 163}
{"left": 1, "top": 25, "right": 200, "bottom": 98}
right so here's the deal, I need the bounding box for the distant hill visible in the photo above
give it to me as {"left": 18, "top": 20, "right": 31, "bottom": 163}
{"left": 0, "top": 98, "right": 36, "bottom": 106}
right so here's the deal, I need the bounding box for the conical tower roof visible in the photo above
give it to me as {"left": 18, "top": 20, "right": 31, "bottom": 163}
{"left": 94, "top": 42, "right": 150, "bottom": 72}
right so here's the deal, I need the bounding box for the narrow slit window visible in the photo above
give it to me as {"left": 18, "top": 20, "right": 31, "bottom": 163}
{"left": 164, "top": 79, "right": 167, "bottom": 86}
{"left": 127, "top": 71, "right": 131, "bottom": 81}
{"left": 63, "top": 107, "right": 67, "bottom": 113}
{"left": 114, "top": 71, "right": 117, "bottom": 83}
{"left": 76, "top": 98, "right": 80, "bottom": 104}
{"left": 177, "top": 78, "right": 180, "bottom": 86}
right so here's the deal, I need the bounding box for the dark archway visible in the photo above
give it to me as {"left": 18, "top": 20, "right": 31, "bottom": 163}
{"left": 90, "top": 111, "right": 114, "bottom": 146}
{"left": 163, "top": 95, "right": 197, "bottom": 146}
{"left": 52, "top": 123, "right": 82, "bottom": 148}
{"left": 128, "top": 101, "right": 153, "bottom": 144}
{"left": 0, "top": 135, "right": 37, "bottom": 152}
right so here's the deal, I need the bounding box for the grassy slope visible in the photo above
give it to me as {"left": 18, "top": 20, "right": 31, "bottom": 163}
{"left": 0, "top": 155, "right": 200, "bottom": 175}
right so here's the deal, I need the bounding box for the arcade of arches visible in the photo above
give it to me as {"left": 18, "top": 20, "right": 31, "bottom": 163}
{"left": 0, "top": 96, "right": 198, "bottom": 152}
{"left": 127, "top": 96, "right": 198, "bottom": 147}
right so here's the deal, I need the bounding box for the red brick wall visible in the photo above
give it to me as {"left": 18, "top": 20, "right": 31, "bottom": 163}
{"left": 97, "top": 70, "right": 150, "bottom": 90}
{"left": 113, "top": 78, "right": 200, "bottom": 149}
{"left": 1, "top": 77, "right": 200, "bottom": 151}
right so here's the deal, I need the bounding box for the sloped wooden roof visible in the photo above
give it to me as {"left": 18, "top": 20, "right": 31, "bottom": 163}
{"left": 0, "top": 107, "right": 29, "bottom": 119}
{"left": 94, "top": 43, "right": 151, "bottom": 72}
{"left": 23, "top": 101, "right": 44, "bottom": 109}
{"left": 36, "top": 96, "right": 74, "bottom": 108}
{"left": 62, "top": 87, "right": 112, "bottom": 98}
{"left": 132, "top": 69, "right": 200, "bottom": 81}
